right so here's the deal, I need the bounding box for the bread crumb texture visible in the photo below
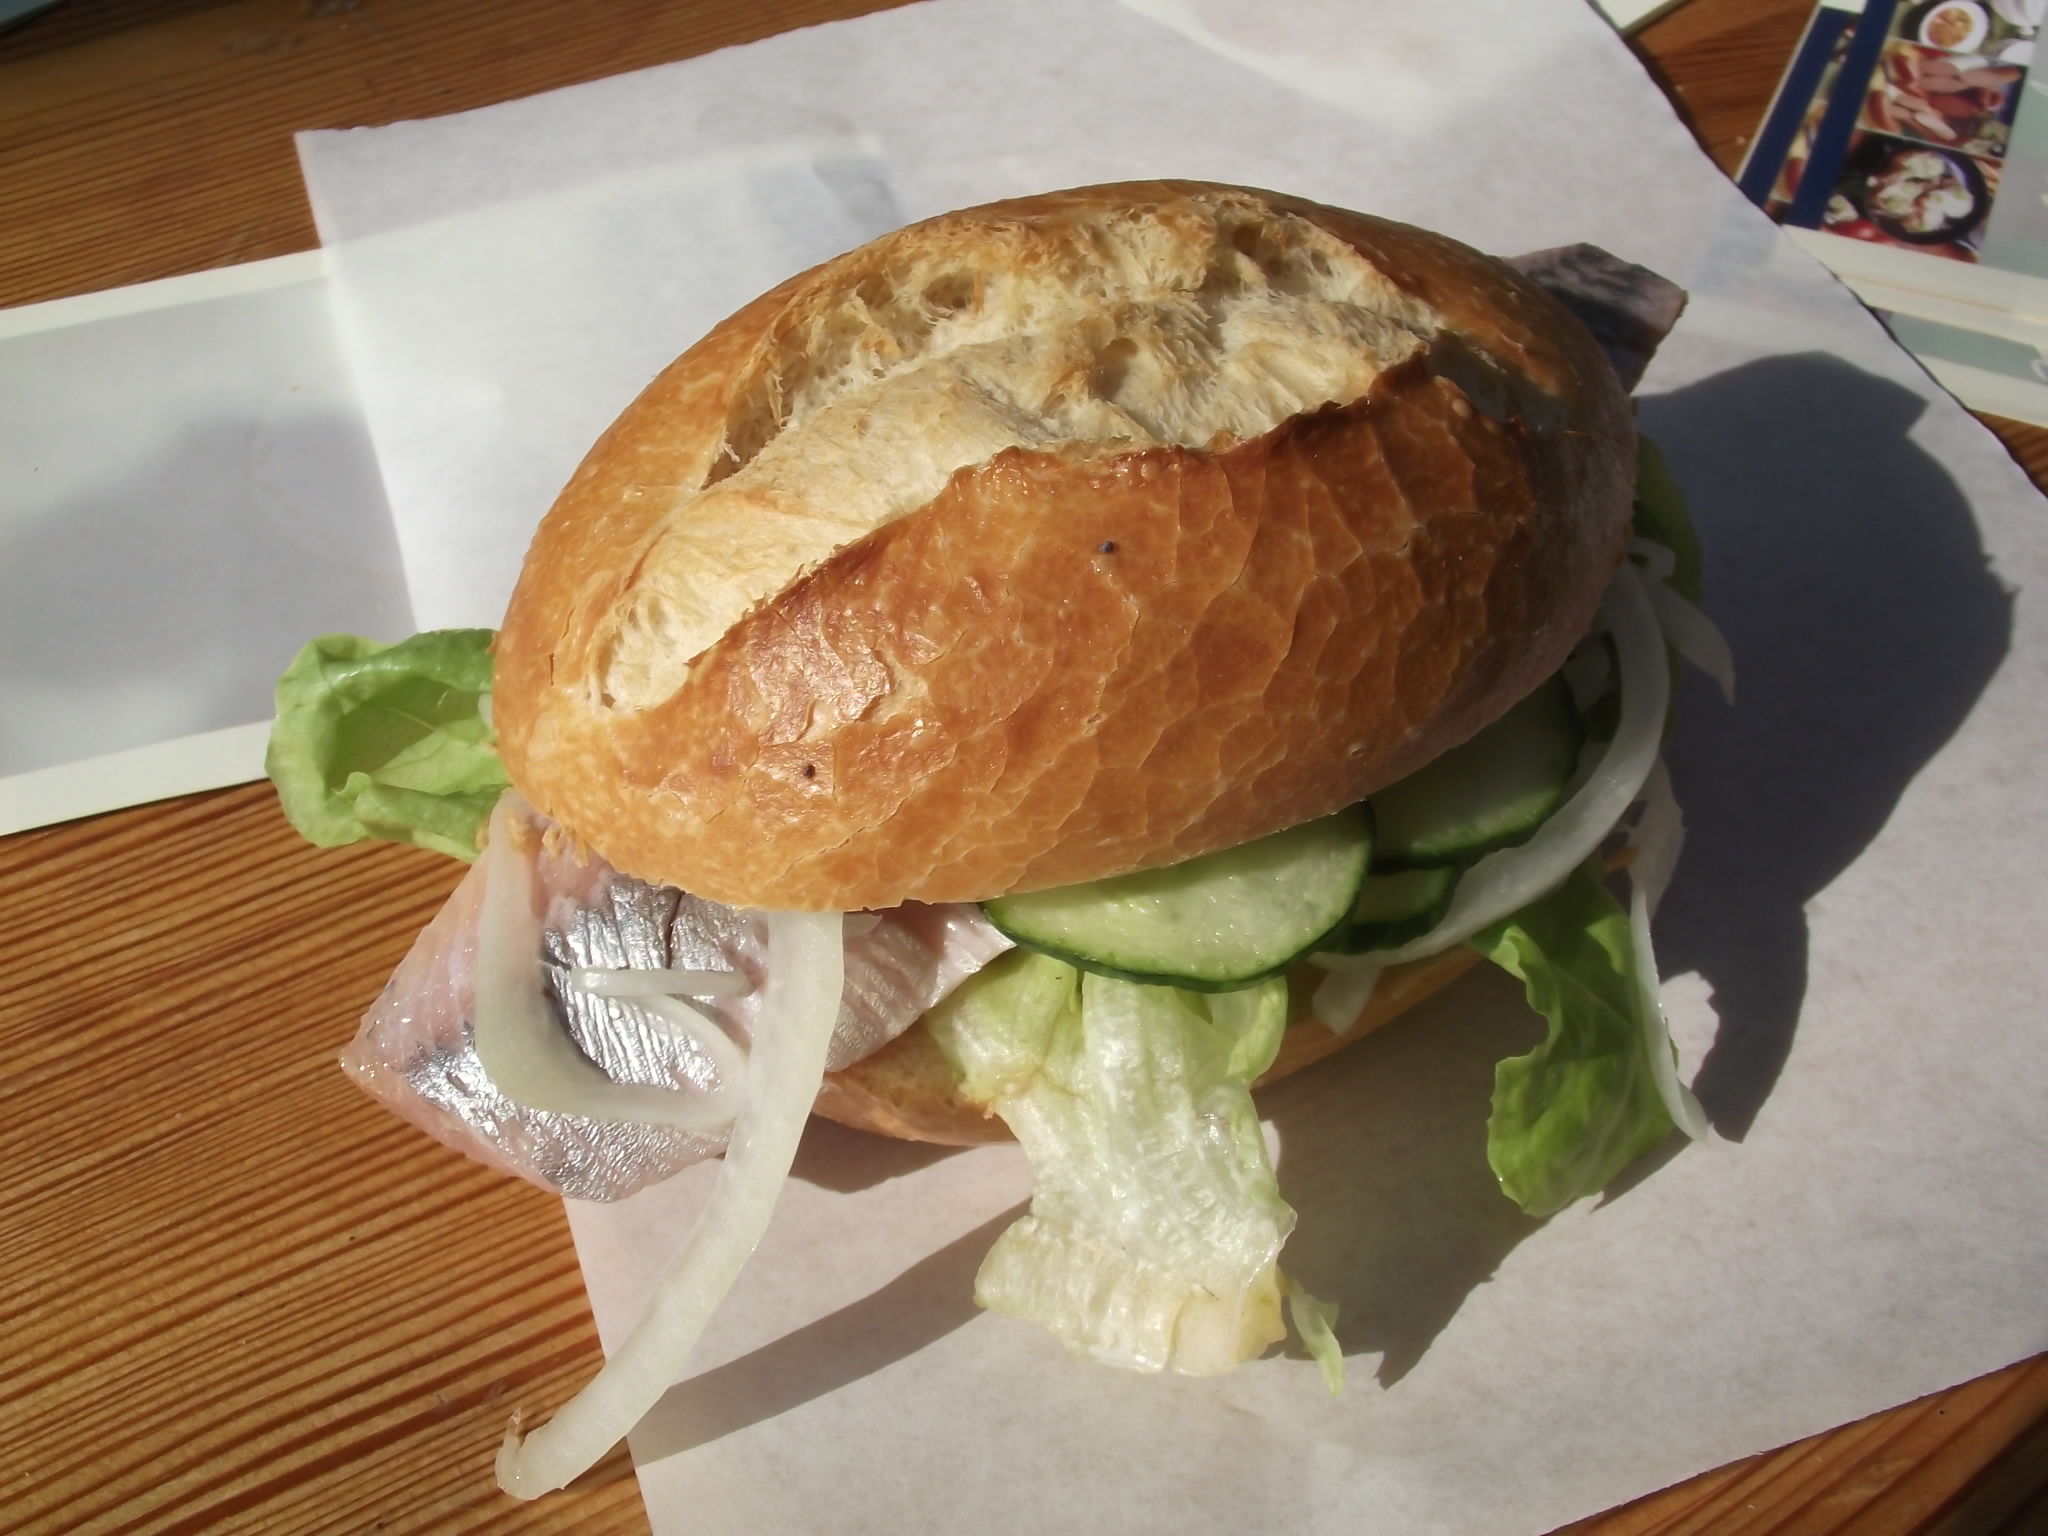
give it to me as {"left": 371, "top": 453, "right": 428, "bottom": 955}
{"left": 598, "top": 194, "right": 1430, "bottom": 708}
{"left": 495, "top": 182, "right": 1634, "bottom": 910}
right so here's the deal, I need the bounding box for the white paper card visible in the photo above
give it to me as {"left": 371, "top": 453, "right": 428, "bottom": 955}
{"left": 294, "top": 1, "right": 2048, "bottom": 1531}
{"left": 0, "top": 253, "right": 409, "bottom": 821}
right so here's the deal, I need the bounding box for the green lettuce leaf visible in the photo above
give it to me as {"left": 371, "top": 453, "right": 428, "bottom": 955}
{"left": 1579, "top": 436, "right": 1702, "bottom": 747}
{"left": 1632, "top": 434, "right": 1704, "bottom": 606}
{"left": 1473, "top": 861, "right": 1676, "bottom": 1218}
{"left": 1281, "top": 1271, "right": 1345, "bottom": 1395}
{"left": 927, "top": 952, "right": 1297, "bottom": 1376}
{"left": 265, "top": 630, "right": 508, "bottom": 861}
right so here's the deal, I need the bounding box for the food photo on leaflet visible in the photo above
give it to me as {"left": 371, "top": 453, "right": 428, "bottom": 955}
{"left": 265, "top": 181, "right": 1726, "bottom": 1497}
{"left": 1830, "top": 135, "right": 1998, "bottom": 256}
{"left": 1748, "top": 0, "right": 2038, "bottom": 259}
{"left": 1734, "top": 0, "right": 2048, "bottom": 425}
{"left": 1863, "top": 39, "right": 2023, "bottom": 158}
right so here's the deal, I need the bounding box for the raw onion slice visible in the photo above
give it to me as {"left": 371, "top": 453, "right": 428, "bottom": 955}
{"left": 1629, "top": 536, "right": 1736, "bottom": 704}
{"left": 1560, "top": 637, "right": 1615, "bottom": 715}
{"left": 471, "top": 793, "right": 743, "bottom": 1130}
{"left": 497, "top": 910, "right": 846, "bottom": 1498}
{"left": 1628, "top": 758, "right": 1685, "bottom": 921}
{"left": 1312, "top": 567, "right": 1712, "bottom": 1132}
{"left": 1313, "top": 561, "right": 1668, "bottom": 996}
{"left": 1628, "top": 880, "right": 1710, "bottom": 1141}
{"left": 1628, "top": 537, "right": 1678, "bottom": 585}
{"left": 1311, "top": 959, "right": 1386, "bottom": 1034}
{"left": 565, "top": 966, "right": 752, "bottom": 999}
{"left": 1625, "top": 757, "right": 1709, "bottom": 1139}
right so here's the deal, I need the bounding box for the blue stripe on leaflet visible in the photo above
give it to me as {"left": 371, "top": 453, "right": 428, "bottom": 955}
{"left": 1784, "top": 0, "right": 1902, "bottom": 228}
{"left": 1736, "top": 4, "right": 1857, "bottom": 205}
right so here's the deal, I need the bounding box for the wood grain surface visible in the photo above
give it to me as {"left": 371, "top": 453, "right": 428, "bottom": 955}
{"left": 1, "top": 1, "right": 2042, "bottom": 1532}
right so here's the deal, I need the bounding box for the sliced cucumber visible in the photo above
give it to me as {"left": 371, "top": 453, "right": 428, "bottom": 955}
{"left": 1329, "top": 865, "right": 1459, "bottom": 954}
{"left": 1369, "top": 677, "right": 1585, "bottom": 870}
{"left": 982, "top": 806, "right": 1372, "bottom": 990}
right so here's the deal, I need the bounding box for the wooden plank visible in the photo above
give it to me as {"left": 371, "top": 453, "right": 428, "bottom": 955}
{"left": 0, "top": 788, "right": 647, "bottom": 1532}
{"left": 0, "top": 0, "right": 912, "bottom": 306}
{"left": 1558, "top": 1355, "right": 2048, "bottom": 1536}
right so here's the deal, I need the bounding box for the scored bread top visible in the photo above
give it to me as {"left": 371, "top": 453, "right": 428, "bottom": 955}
{"left": 494, "top": 182, "right": 1635, "bottom": 911}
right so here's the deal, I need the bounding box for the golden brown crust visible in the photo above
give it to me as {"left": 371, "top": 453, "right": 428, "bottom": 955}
{"left": 813, "top": 945, "right": 1487, "bottom": 1146}
{"left": 496, "top": 181, "right": 1634, "bottom": 910}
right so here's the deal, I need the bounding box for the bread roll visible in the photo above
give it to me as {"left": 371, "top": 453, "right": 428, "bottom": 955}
{"left": 494, "top": 182, "right": 1635, "bottom": 912}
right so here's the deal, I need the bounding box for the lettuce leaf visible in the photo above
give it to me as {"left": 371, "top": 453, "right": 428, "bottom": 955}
{"left": 927, "top": 952, "right": 1297, "bottom": 1375}
{"left": 1633, "top": 434, "right": 1704, "bottom": 607}
{"left": 1472, "top": 860, "right": 1676, "bottom": 1218}
{"left": 266, "top": 630, "right": 508, "bottom": 861}
{"left": 1281, "top": 1271, "right": 1345, "bottom": 1395}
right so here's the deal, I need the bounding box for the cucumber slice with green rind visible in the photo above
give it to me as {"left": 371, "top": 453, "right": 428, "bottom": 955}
{"left": 1369, "top": 677, "right": 1585, "bottom": 870}
{"left": 982, "top": 806, "right": 1372, "bottom": 990}
{"left": 1330, "top": 865, "right": 1459, "bottom": 954}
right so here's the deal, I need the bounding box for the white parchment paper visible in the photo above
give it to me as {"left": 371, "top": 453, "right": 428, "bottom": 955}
{"left": 296, "top": 1, "right": 2048, "bottom": 1530}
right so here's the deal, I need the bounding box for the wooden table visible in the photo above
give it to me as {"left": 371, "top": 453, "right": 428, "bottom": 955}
{"left": 2, "top": 2, "right": 2043, "bottom": 1530}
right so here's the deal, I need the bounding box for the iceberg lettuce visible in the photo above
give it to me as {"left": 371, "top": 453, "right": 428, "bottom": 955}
{"left": 927, "top": 952, "right": 1299, "bottom": 1375}
{"left": 925, "top": 856, "right": 1690, "bottom": 1378}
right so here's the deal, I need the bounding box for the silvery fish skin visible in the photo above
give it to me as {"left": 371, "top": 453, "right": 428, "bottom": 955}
{"left": 341, "top": 811, "right": 1010, "bottom": 1201}
{"left": 681, "top": 900, "right": 1014, "bottom": 1074}
{"left": 544, "top": 877, "right": 737, "bottom": 1101}
{"left": 1507, "top": 244, "right": 1687, "bottom": 393}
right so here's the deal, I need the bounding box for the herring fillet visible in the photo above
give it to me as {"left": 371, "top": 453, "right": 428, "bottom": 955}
{"left": 497, "top": 910, "right": 847, "bottom": 1496}
{"left": 341, "top": 806, "right": 1009, "bottom": 1199}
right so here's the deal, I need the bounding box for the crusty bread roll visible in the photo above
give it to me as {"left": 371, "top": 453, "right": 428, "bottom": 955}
{"left": 494, "top": 181, "right": 1635, "bottom": 914}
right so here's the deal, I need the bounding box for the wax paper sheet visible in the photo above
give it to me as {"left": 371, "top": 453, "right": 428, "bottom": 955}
{"left": 296, "top": 1, "right": 2048, "bottom": 1531}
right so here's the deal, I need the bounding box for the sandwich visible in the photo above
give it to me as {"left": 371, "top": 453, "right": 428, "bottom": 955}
{"left": 265, "top": 181, "right": 1728, "bottom": 1497}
